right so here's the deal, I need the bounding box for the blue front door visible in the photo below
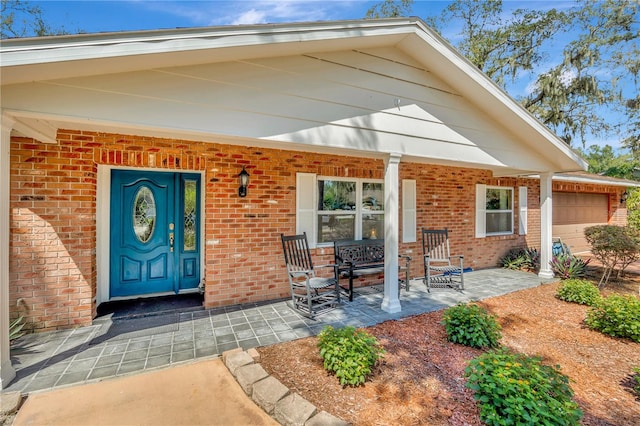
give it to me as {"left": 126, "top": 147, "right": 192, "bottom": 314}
{"left": 110, "top": 170, "right": 201, "bottom": 298}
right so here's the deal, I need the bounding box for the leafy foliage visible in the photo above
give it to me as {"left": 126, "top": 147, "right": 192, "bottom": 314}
{"left": 633, "top": 367, "right": 640, "bottom": 396}
{"left": 578, "top": 145, "right": 640, "bottom": 180}
{"left": 584, "top": 225, "right": 640, "bottom": 287}
{"left": 465, "top": 348, "right": 583, "bottom": 426}
{"left": 1, "top": 0, "right": 73, "bottom": 39}
{"left": 499, "top": 247, "right": 539, "bottom": 272}
{"left": 365, "top": 0, "right": 412, "bottom": 19}
{"left": 627, "top": 188, "right": 640, "bottom": 231}
{"left": 442, "top": 303, "right": 501, "bottom": 349}
{"left": 10, "top": 315, "right": 25, "bottom": 342}
{"left": 585, "top": 294, "right": 640, "bottom": 342}
{"left": 550, "top": 253, "right": 590, "bottom": 280}
{"left": 555, "top": 279, "right": 601, "bottom": 306}
{"left": 374, "top": 0, "right": 640, "bottom": 148}
{"left": 317, "top": 326, "right": 385, "bottom": 387}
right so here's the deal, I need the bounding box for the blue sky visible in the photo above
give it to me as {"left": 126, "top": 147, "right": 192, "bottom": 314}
{"left": 36, "top": 1, "right": 450, "bottom": 32}
{"left": 27, "top": 1, "right": 630, "bottom": 150}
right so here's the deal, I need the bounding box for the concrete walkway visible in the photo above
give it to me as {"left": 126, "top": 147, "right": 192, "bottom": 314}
{"left": 12, "top": 357, "right": 276, "bottom": 426}
{"left": 3, "top": 269, "right": 555, "bottom": 425}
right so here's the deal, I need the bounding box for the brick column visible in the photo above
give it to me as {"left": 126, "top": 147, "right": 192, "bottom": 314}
{"left": 0, "top": 113, "right": 16, "bottom": 389}
{"left": 382, "top": 153, "right": 401, "bottom": 313}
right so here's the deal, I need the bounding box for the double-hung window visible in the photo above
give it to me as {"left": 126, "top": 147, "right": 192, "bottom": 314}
{"left": 486, "top": 187, "right": 513, "bottom": 235}
{"left": 316, "top": 178, "right": 384, "bottom": 244}
{"left": 476, "top": 184, "right": 516, "bottom": 237}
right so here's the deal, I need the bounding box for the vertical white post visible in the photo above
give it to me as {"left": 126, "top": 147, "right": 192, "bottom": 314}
{"left": 382, "top": 153, "right": 401, "bottom": 313}
{"left": 539, "top": 172, "right": 554, "bottom": 279}
{"left": 0, "top": 113, "right": 16, "bottom": 389}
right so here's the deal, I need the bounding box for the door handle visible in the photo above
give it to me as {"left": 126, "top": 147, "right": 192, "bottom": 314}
{"left": 169, "top": 232, "right": 174, "bottom": 252}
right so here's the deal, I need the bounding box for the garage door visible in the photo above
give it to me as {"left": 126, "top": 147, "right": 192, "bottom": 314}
{"left": 552, "top": 192, "right": 609, "bottom": 253}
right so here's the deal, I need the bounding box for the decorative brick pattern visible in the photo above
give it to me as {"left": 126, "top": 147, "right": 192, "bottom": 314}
{"left": 8, "top": 130, "right": 627, "bottom": 332}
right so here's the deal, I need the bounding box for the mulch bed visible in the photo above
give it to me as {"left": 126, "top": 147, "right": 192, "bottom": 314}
{"left": 257, "top": 275, "right": 640, "bottom": 425}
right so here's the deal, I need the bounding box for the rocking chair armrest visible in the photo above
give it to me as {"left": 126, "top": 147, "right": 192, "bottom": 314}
{"left": 315, "top": 263, "right": 336, "bottom": 270}
{"left": 399, "top": 254, "right": 411, "bottom": 269}
{"left": 316, "top": 263, "right": 340, "bottom": 276}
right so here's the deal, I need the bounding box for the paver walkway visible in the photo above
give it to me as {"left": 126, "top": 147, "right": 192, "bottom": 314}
{"left": 3, "top": 269, "right": 554, "bottom": 395}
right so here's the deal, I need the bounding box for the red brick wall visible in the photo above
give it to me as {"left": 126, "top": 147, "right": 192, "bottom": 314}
{"left": 10, "top": 135, "right": 97, "bottom": 331}
{"left": 15, "top": 129, "right": 609, "bottom": 332}
{"left": 398, "top": 164, "right": 540, "bottom": 279}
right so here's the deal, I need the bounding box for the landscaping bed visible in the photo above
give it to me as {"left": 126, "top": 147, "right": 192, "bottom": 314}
{"left": 257, "top": 277, "right": 640, "bottom": 425}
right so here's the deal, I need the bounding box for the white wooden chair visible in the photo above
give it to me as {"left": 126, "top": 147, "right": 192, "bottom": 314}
{"left": 422, "top": 228, "right": 464, "bottom": 292}
{"left": 280, "top": 233, "right": 340, "bottom": 318}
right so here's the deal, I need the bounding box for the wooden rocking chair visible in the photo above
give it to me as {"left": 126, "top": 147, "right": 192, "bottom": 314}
{"left": 422, "top": 228, "right": 465, "bottom": 292}
{"left": 280, "top": 233, "right": 341, "bottom": 318}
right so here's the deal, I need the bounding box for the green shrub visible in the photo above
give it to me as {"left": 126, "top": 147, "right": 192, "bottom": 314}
{"left": 555, "top": 279, "right": 601, "bottom": 306}
{"left": 465, "top": 348, "right": 583, "bottom": 426}
{"left": 442, "top": 303, "right": 501, "bottom": 349}
{"left": 317, "top": 325, "right": 385, "bottom": 387}
{"left": 550, "top": 253, "right": 590, "bottom": 279}
{"left": 633, "top": 367, "right": 640, "bottom": 396}
{"left": 499, "top": 247, "right": 539, "bottom": 272}
{"left": 585, "top": 294, "right": 640, "bottom": 342}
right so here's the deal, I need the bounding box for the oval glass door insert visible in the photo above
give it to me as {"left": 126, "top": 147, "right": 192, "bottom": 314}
{"left": 133, "top": 186, "right": 156, "bottom": 243}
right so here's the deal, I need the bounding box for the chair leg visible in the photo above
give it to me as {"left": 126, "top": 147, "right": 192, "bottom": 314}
{"left": 306, "top": 284, "right": 315, "bottom": 318}
{"left": 426, "top": 268, "right": 431, "bottom": 293}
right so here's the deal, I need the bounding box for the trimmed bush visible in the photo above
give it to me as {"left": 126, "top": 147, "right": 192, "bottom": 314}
{"left": 465, "top": 348, "right": 583, "bottom": 426}
{"left": 317, "top": 325, "right": 385, "bottom": 386}
{"left": 442, "top": 303, "right": 501, "bottom": 349}
{"left": 550, "top": 253, "right": 590, "bottom": 279}
{"left": 555, "top": 279, "right": 601, "bottom": 306}
{"left": 585, "top": 294, "right": 640, "bottom": 342}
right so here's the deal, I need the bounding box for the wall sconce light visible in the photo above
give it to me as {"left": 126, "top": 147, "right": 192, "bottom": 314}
{"left": 238, "top": 166, "right": 250, "bottom": 198}
{"left": 620, "top": 191, "right": 629, "bottom": 204}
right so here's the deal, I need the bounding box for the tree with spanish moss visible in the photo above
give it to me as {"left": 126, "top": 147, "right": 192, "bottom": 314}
{"left": 366, "top": 0, "right": 640, "bottom": 149}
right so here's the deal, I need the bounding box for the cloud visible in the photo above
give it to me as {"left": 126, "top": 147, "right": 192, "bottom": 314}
{"left": 230, "top": 9, "right": 268, "bottom": 25}
{"left": 132, "top": 1, "right": 366, "bottom": 27}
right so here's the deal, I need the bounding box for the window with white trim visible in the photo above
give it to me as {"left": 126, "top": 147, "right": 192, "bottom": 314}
{"left": 485, "top": 187, "right": 513, "bottom": 235}
{"left": 316, "top": 178, "right": 384, "bottom": 244}
{"left": 475, "top": 184, "right": 514, "bottom": 237}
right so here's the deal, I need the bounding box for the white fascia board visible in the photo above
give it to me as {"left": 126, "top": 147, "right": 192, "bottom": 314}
{"left": 552, "top": 174, "right": 640, "bottom": 188}
{"left": 524, "top": 173, "right": 640, "bottom": 188}
{"left": 405, "top": 21, "right": 587, "bottom": 173}
{"left": 0, "top": 19, "right": 415, "bottom": 68}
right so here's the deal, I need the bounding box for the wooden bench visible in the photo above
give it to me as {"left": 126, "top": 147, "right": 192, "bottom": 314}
{"left": 334, "top": 239, "right": 411, "bottom": 301}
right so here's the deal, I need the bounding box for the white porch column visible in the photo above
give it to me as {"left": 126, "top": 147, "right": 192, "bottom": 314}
{"left": 381, "top": 153, "right": 401, "bottom": 313}
{"left": 0, "top": 113, "right": 16, "bottom": 389}
{"left": 539, "top": 172, "right": 554, "bottom": 279}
